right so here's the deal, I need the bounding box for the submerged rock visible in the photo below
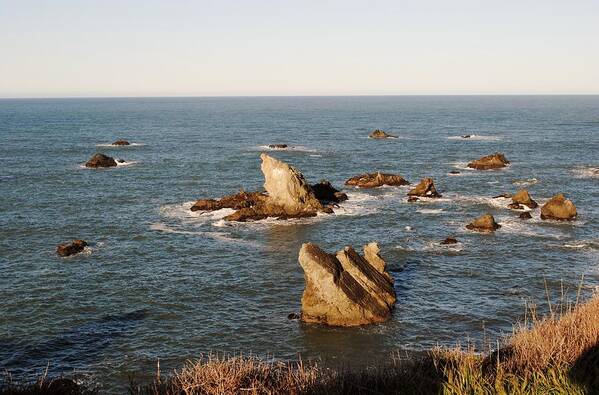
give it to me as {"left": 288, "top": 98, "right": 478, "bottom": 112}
{"left": 462, "top": 134, "right": 472, "bottom": 139}
{"left": 511, "top": 189, "right": 538, "bottom": 209}
{"left": 368, "top": 129, "right": 396, "bottom": 139}
{"left": 85, "top": 153, "right": 117, "bottom": 168}
{"left": 268, "top": 144, "right": 288, "bottom": 149}
{"left": 466, "top": 214, "right": 501, "bottom": 231}
{"left": 407, "top": 178, "right": 441, "bottom": 198}
{"left": 467, "top": 152, "right": 510, "bottom": 170}
{"left": 540, "top": 194, "right": 577, "bottom": 221}
{"left": 56, "top": 240, "right": 88, "bottom": 257}
{"left": 299, "top": 242, "right": 396, "bottom": 326}
{"left": 112, "top": 139, "right": 130, "bottom": 146}
{"left": 441, "top": 237, "right": 458, "bottom": 245}
{"left": 345, "top": 172, "right": 409, "bottom": 188}
{"left": 519, "top": 212, "right": 532, "bottom": 220}
{"left": 449, "top": 170, "right": 461, "bottom": 175}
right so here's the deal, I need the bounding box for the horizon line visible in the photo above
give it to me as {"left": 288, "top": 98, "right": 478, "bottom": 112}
{"left": 2, "top": 93, "right": 599, "bottom": 100}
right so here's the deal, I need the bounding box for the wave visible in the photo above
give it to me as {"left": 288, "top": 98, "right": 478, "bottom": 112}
{"left": 561, "top": 239, "right": 599, "bottom": 250}
{"left": 513, "top": 178, "right": 539, "bottom": 186}
{"left": 149, "top": 222, "right": 256, "bottom": 245}
{"left": 395, "top": 240, "right": 464, "bottom": 254}
{"left": 416, "top": 208, "right": 444, "bottom": 215}
{"left": 447, "top": 134, "right": 500, "bottom": 141}
{"left": 255, "top": 145, "right": 318, "bottom": 153}
{"left": 571, "top": 166, "right": 599, "bottom": 179}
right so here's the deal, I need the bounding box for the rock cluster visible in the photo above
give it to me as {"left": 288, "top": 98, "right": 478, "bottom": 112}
{"left": 541, "top": 194, "right": 577, "bottom": 221}
{"left": 467, "top": 153, "right": 510, "bottom": 170}
{"left": 407, "top": 178, "right": 441, "bottom": 198}
{"left": 56, "top": 240, "right": 88, "bottom": 257}
{"left": 345, "top": 172, "right": 409, "bottom": 188}
{"left": 466, "top": 214, "right": 501, "bottom": 231}
{"left": 85, "top": 153, "right": 117, "bottom": 168}
{"left": 299, "top": 242, "right": 396, "bottom": 326}
{"left": 368, "top": 129, "right": 397, "bottom": 139}
{"left": 191, "top": 154, "right": 344, "bottom": 222}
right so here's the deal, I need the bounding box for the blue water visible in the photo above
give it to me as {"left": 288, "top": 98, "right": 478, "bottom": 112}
{"left": 1, "top": 96, "right": 598, "bottom": 392}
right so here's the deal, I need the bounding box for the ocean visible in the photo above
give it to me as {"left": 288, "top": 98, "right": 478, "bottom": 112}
{"left": 1, "top": 96, "right": 598, "bottom": 392}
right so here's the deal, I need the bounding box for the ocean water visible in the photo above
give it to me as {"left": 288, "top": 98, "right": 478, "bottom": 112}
{"left": 1, "top": 96, "right": 598, "bottom": 392}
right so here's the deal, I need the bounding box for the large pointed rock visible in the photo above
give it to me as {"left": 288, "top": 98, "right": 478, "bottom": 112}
{"left": 260, "top": 153, "right": 323, "bottom": 212}
{"left": 466, "top": 214, "right": 501, "bottom": 231}
{"left": 345, "top": 172, "right": 409, "bottom": 188}
{"left": 407, "top": 178, "right": 441, "bottom": 198}
{"left": 541, "top": 194, "right": 577, "bottom": 221}
{"left": 467, "top": 152, "right": 510, "bottom": 170}
{"left": 299, "top": 242, "right": 396, "bottom": 326}
{"left": 509, "top": 189, "right": 538, "bottom": 209}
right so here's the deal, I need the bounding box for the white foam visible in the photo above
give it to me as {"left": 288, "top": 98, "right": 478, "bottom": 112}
{"left": 395, "top": 240, "right": 463, "bottom": 254}
{"left": 449, "top": 193, "right": 511, "bottom": 209}
{"left": 450, "top": 162, "right": 476, "bottom": 171}
{"left": 115, "top": 160, "right": 137, "bottom": 167}
{"left": 256, "top": 145, "right": 318, "bottom": 153}
{"left": 562, "top": 239, "right": 599, "bottom": 250}
{"left": 513, "top": 178, "right": 539, "bottom": 186}
{"left": 150, "top": 222, "right": 257, "bottom": 246}
{"left": 447, "top": 134, "right": 500, "bottom": 141}
{"left": 96, "top": 143, "right": 145, "bottom": 147}
{"left": 571, "top": 166, "right": 599, "bottom": 179}
{"left": 159, "top": 202, "right": 235, "bottom": 223}
{"left": 416, "top": 208, "right": 444, "bottom": 215}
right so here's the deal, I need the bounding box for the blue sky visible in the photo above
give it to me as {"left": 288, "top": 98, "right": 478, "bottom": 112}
{"left": 1, "top": 0, "right": 598, "bottom": 97}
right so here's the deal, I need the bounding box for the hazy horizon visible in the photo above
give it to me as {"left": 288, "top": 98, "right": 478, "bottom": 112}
{"left": 1, "top": 0, "right": 598, "bottom": 98}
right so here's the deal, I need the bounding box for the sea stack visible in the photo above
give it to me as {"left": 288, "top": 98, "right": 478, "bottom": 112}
{"left": 85, "top": 153, "right": 117, "bottom": 168}
{"left": 299, "top": 242, "right": 396, "bottom": 326}
{"left": 467, "top": 153, "right": 510, "bottom": 170}
{"left": 345, "top": 172, "right": 409, "bottom": 188}
{"left": 407, "top": 178, "right": 441, "bottom": 198}
{"left": 540, "top": 194, "right": 577, "bottom": 221}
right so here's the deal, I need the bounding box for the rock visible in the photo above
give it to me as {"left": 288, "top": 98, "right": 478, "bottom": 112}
{"left": 116, "top": 159, "right": 126, "bottom": 163}
{"left": 466, "top": 214, "right": 501, "bottom": 231}
{"left": 345, "top": 172, "right": 409, "bottom": 188}
{"left": 467, "top": 152, "right": 510, "bottom": 170}
{"left": 540, "top": 194, "right": 577, "bottom": 221}
{"left": 462, "top": 134, "right": 472, "bottom": 138}
{"left": 508, "top": 203, "right": 524, "bottom": 210}
{"left": 223, "top": 206, "right": 318, "bottom": 222}
{"left": 287, "top": 313, "right": 300, "bottom": 320}
{"left": 112, "top": 139, "right": 130, "bottom": 146}
{"left": 449, "top": 170, "right": 461, "bottom": 175}
{"left": 311, "top": 180, "right": 348, "bottom": 203}
{"left": 85, "top": 153, "right": 117, "bottom": 168}
{"left": 261, "top": 153, "right": 323, "bottom": 213}
{"left": 407, "top": 196, "right": 419, "bottom": 202}
{"left": 368, "top": 129, "right": 397, "bottom": 139}
{"left": 299, "top": 242, "right": 396, "bottom": 326}
{"left": 493, "top": 193, "right": 512, "bottom": 199}
{"left": 441, "top": 237, "right": 458, "bottom": 245}
{"left": 511, "top": 189, "right": 538, "bottom": 208}
{"left": 191, "top": 191, "right": 267, "bottom": 212}
{"left": 268, "top": 144, "right": 288, "bottom": 149}
{"left": 56, "top": 240, "right": 88, "bottom": 257}
{"left": 407, "top": 178, "right": 441, "bottom": 198}
{"left": 519, "top": 212, "right": 532, "bottom": 220}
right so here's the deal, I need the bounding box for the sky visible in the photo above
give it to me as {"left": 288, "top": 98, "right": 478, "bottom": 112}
{"left": 1, "top": 0, "right": 598, "bottom": 97}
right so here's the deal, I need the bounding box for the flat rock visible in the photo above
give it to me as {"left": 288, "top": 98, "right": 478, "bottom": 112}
{"left": 368, "top": 129, "right": 397, "bottom": 139}
{"left": 467, "top": 152, "right": 510, "bottom": 170}
{"left": 299, "top": 242, "right": 396, "bottom": 326}
{"left": 191, "top": 191, "right": 268, "bottom": 212}
{"left": 345, "top": 172, "right": 409, "bottom": 188}
{"left": 466, "top": 214, "right": 501, "bottom": 231}
{"left": 57, "top": 240, "right": 88, "bottom": 257}
{"left": 541, "top": 194, "right": 577, "bottom": 221}
{"left": 85, "top": 153, "right": 117, "bottom": 168}
{"left": 407, "top": 178, "right": 441, "bottom": 198}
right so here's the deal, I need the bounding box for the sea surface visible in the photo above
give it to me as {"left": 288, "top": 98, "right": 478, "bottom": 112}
{"left": 1, "top": 96, "right": 598, "bottom": 392}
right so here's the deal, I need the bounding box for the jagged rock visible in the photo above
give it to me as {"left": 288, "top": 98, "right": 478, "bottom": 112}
{"left": 368, "top": 129, "right": 397, "bottom": 139}
{"left": 541, "top": 194, "right": 577, "bottom": 221}
{"left": 345, "top": 172, "right": 409, "bottom": 188}
{"left": 191, "top": 191, "right": 268, "bottom": 212}
{"left": 268, "top": 144, "right": 288, "bottom": 149}
{"left": 56, "top": 240, "right": 87, "bottom": 257}
{"left": 85, "top": 153, "right": 117, "bottom": 168}
{"left": 467, "top": 152, "right": 510, "bottom": 170}
{"left": 311, "top": 180, "right": 348, "bottom": 203}
{"left": 519, "top": 212, "right": 532, "bottom": 220}
{"left": 112, "top": 140, "right": 130, "bottom": 146}
{"left": 407, "top": 178, "right": 441, "bottom": 198}
{"left": 441, "top": 237, "right": 458, "bottom": 245}
{"left": 466, "top": 214, "right": 501, "bottom": 231}
{"left": 511, "top": 189, "right": 538, "bottom": 208}
{"left": 299, "top": 242, "right": 396, "bottom": 326}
